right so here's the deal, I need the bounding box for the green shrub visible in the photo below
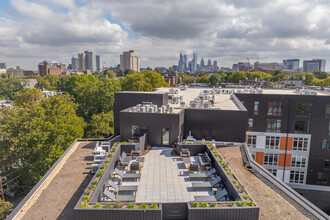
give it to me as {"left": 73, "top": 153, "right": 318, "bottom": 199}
{"left": 200, "top": 141, "right": 205, "bottom": 144}
{"left": 214, "top": 151, "right": 220, "bottom": 157}
{"left": 243, "top": 195, "right": 251, "bottom": 200}
{"left": 140, "top": 204, "right": 149, "bottom": 211}
{"left": 210, "top": 202, "right": 217, "bottom": 207}
{"left": 207, "top": 142, "right": 214, "bottom": 150}
{"left": 93, "top": 203, "right": 101, "bottom": 209}
{"left": 89, "top": 184, "right": 95, "bottom": 189}
{"left": 246, "top": 201, "right": 255, "bottom": 207}
{"left": 103, "top": 203, "right": 113, "bottom": 208}
{"left": 82, "top": 195, "right": 90, "bottom": 202}
{"left": 121, "top": 141, "right": 127, "bottom": 144}
{"left": 232, "top": 180, "right": 238, "bottom": 185}
{"left": 97, "top": 169, "right": 105, "bottom": 177}
{"left": 104, "top": 161, "right": 109, "bottom": 166}
{"left": 191, "top": 202, "right": 200, "bottom": 208}
{"left": 111, "top": 147, "right": 117, "bottom": 153}
{"left": 226, "top": 170, "right": 233, "bottom": 176}
{"left": 237, "top": 201, "right": 246, "bottom": 207}
{"left": 224, "top": 167, "right": 230, "bottom": 172}
{"left": 127, "top": 203, "right": 136, "bottom": 209}
{"left": 201, "top": 202, "right": 209, "bottom": 208}
{"left": 109, "top": 153, "right": 114, "bottom": 157}
{"left": 238, "top": 185, "right": 245, "bottom": 193}
{"left": 113, "top": 202, "right": 121, "bottom": 208}
{"left": 149, "top": 203, "right": 158, "bottom": 209}
{"left": 79, "top": 201, "right": 88, "bottom": 208}
{"left": 92, "top": 180, "right": 99, "bottom": 185}
{"left": 228, "top": 202, "right": 235, "bottom": 207}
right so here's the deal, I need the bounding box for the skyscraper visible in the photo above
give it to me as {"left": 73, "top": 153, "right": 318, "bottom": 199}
{"left": 78, "top": 53, "right": 85, "bottom": 70}
{"left": 0, "top": 63, "right": 6, "bottom": 69}
{"left": 213, "top": 61, "right": 218, "bottom": 67}
{"left": 85, "top": 51, "right": 96, "bottom": 72}
{"left": 200, "top": 58, "right": 204, "bottom": 67}
{"left": 207, "top": 59, "right": 212, "bottom": 67}
{"left": 283, "top": 59, "right": 299, "bottom": 69}
{"left": 303, "top": 59, "right": 326, "bottom": 73}
{"left": 191, "top": 53, "right": 197, "bottom": 73}
{"left": 71, "top": 57, "right": 79, "bottom": 70}
{"left": 120, "top": 50, "right": 140, "bottom": 72}
{"left": 96, "top": 55, "right": 103, "bottom": 72}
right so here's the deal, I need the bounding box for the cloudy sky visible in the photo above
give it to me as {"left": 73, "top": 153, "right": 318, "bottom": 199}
{"left": 1, "top": 0, "right": 330, "bottom": 70}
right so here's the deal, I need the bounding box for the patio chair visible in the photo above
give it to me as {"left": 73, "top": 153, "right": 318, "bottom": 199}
{"left": 107, "top": 179, "right": 138, "bottom": 192}
{"left": 180, "top": 148, "right": 190, "bottom": 160}
{"left": 189, "top": 168, "right": 216, "bottom": 179}
{"left": 197, "top": 152, "right": 212, "bottom": 170}
{"left": 194, "top": 189, "right": 228, "bottom": 202}
{"left": 192, "top": 176, "right": 221, "bottom": 189}
{"left": 114, "top": 168, "right": 141, "bottom": 180}
{"left": 103, "top": 189, "right": 136, "bottom": 202}
{"left": 188, "top": 164, "right": 199, "bottom": 173}
{"left": 130, "top": 162, "right": 141, "bottom": 174}
{"left": 118, "top": 152, "right": 131, "bottom": 169}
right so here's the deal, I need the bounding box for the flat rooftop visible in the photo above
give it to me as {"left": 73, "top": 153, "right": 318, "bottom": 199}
{"left": 12, "top": 141, "right": 95, "bottom": 220}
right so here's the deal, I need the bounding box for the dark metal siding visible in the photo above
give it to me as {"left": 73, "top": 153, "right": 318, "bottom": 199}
{"left": 114, "top": 92, "right": 168, "bottom": 134}
{"left": 236, "top": 93, "right": 330, "bottom": 186}
{"left": 162, "top": 203, "right": 187, "bottom": 220}
{"left": 184, "top": 109, "right": 247, "bottom": 143}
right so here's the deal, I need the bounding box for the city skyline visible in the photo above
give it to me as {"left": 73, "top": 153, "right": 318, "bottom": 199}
{"left": 1, "top": 0, "right": 330, "bottom": 70}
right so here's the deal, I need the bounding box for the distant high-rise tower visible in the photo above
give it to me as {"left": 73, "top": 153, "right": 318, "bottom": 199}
{"left": 71, "top": 57, "right": 79, "bottom": 70}
{"left": 85, "top": 51, "right": 96, "bottom": 72}
{"left": 207, "top": 59, "right": 212, "bottom": 67}
{"left": 78, "top": 53, "right": 85, "bottom": 70}
{"left": 183, "top": 54, "right": 187, "bottom": 70}
{"left": 120, "top": 50, "right": 140, "bottom": 72}
{"left": 283, "top": 59, "right": 299, "bottom": 69}
{"left": 303, "top": 59, "right": 326, "bottom": 73}
{"left": 96, "top": 55, "right": 103, "bottom": 71}
{"left": 213, "top": 61, "right": 218, "bottom": 67}
{"left": 0, "top": 63, "right": 6, "bottom": 69}
{"left": 192, "top": 53, "right": 197, "bottom": 73}
{"left": 200, "top": 58, "right": 204, "bottom": 67}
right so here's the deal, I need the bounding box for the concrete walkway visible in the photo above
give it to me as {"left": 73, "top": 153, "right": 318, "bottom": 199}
{"left": 135, "top": 147, "right": 209, "bottom": 203}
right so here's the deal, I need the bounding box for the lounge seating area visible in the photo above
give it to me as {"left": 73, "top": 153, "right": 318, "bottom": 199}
{"left": 101, "top": 146, "right": 229, "bottom": 203}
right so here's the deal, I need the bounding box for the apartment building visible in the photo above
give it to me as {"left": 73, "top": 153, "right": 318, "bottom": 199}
{"left": 120, "top": 50, "right": 140, "bottom": 72}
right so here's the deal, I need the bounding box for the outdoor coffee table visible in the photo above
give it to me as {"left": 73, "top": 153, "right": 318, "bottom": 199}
{"left": 183, "top": 158, "right": 191, "bottom": 169}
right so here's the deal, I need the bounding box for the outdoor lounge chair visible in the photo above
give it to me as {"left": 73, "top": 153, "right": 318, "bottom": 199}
{"left": 107, "top": 179, "right": 138, "bottom": 192}
{"left": 189, "top": 168, "right": 216, "bottom": 179}
{"left": 114, "top": 168, "right": 141, "bottom": 180}
{"left": 197, "top": 152, "right": 212, "bottom": 170}
{"left": 118, "top": 152, "right": 131, "bottom": 169}
{"left": 192, "top": 176, "right": 221, "bottom": 189}
{"left": 194, "top": 189, "right": 228, "bottom": 202}
{"left": 103, "top": 189, "right": 136, "bottom": 202}
{"left": 188, "top": 164, "right": 199, "bottom": 173}
{"left": 180, "top": 148, "right": 190, "bottom": 160}
{"left": 131, "top": 149, "right": 142, "bottom": 158}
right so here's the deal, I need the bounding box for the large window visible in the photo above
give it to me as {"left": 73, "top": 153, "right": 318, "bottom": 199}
{"left": 264, "top": 153, "right": 278, "bottom": 165}
{"left": 162, "top": 128, "right": 170, "bottom": 146}
{"left": 266, "top": 119, "right": 281, "bottom": 133}
{"left": 131, "top": 125, "right": 148, "bottom": 140}
{"left": 317, "top": 173, "right": 328, "bottom": 184}
{"left": 247, "top": 135, "right": 257, "bottom": 148}
{"left": 248, "top": 118, "right": 253, "bottom": 131}
{"left": 254, "top": 101, "right": 259, "bottom": 115}
{"left": 293, "top": 138, "right": 308, "bottom": 151}
{"left": 296, "top": 103, "right": 312, "bottom": 117}
{"left": 294, "top": 120, "right": 310, "bottom": 134}
{"left": 291, "top": 155, "right": 307, "bottom": 168}
{"left": 325, "top": 160, "right": 330, "bottom": 169}
{"left": 268, "top": 169, "right": 277, "bottom": 176}
{"left": 267, "top": 102, "right": 282, "bottom": 116}
{"left": 326, "top": 104, "right": 330, "bottom": 118}
{"left": 290, "top": 171, "right": 305, "bottom": 184}
{"left": 265, "top": 136, "right": 280, "bottom": 149}
{"left": 321, "top": 139, "right": 330, "bottom": 150}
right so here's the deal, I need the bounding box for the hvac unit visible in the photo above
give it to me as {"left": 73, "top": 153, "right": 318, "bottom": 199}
{"left": 145, "top": 105, "right": 150, "bottom": 112}
{"left": 169, "top": 107, "right": 174, "bottom": 113}
{"left": 236, "top": 89, "right": 242, "bottom": 93}
{"left": 203, "top": 101, "right": 212, "bottom": 108}
{"left": 180, "top": 101, "right": 185, "bottom": 108}
{"left": 190, "top": 101, "right": 200, "bottom": 108}
{"left": 175, "top": 89, "right": 179, "bottom": 94}
{"left": 161, "top": 105, "right": 166, "bottom": 112}
{"left": 149, "top": 107, "right": 154, "bottom": 113}
{"left": 172, "top": 96, "right": 180, "bottom": 104}
{"left": 140, "top": 106, "right": 146, "bottom": 112}
{"left": 157, "top": 107, "right": 163, "bottom": 113}
{"left": 214, "top": 89, "right": 220, "bottom": 94}
{"left": 169, "top": 88, "right": 175, "bottom": 94}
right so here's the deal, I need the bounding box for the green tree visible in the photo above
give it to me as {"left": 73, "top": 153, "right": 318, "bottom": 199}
{"left": 296, "top": 73, "right": 315, "bottom": 85}
{"left": 0, "top": 95, "right": 84, "bottom": 189}
{"left": 183, "top": 74, "right": 194, "bottom": 84}
{"left": 228, "top": 72, "right": 246, "bottom": 84}
{"left": 85, "top": 111, "right": 114, "bottom": 138}
{"left": 0, "top": 77, "right": 23, "bottom": 100}
{"left": 196, "top": 75, "right": 210, "bottom": 83}
{"left": 104, "top": 70, "right": 117, "bottom": 79}
{"left": 15, "top": 88, "right": 44, "bottom": 106}
{"left": 0, "top": 200, "right": 13, "bottom": 219}
{"left": 58, "top": 74, "right": 98, "bottom": 95}
{"left": 124, "top": 69, "right": 135, "bottom": 75}
{"left": 209, "top": 74, "right": 222, "bottom": 87}
{"left": 313, "top": 71, "right": 328, "bottom": 79}
{"left": 35, "top": 74, "right": 59, "bottom": 91}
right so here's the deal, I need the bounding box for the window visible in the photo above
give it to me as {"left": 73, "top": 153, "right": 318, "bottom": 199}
{"left": 290, "top": 171, "right": 305, "bottom": 184}
{"left": 247, "top": 135, "right": 257, "bottom": 148}
{"left": 266, "top": 119, "right": 281, "bottom": 133}
{"left": 268, "top": 169, "right": 277, "bottom": 176}
{"left": 264, "top": 153, "right": 278, "bottom": 165}
{"left": 267, "top": 102, "right": 282, "bottom": 116}
{"left": 291, "top": 155, "right": 307, "bottom": 168}
{"left": 162, "top": 128, "right": 170, "bottom": 146}
{"left": 254, "top": 101, "right": 259, "bottom": 115}
{"left": 326, "top": 104, "right": 330, "bottom": 118}
{"left": 317, "top": 173, "right": 328, "bottom": 184}
{"left": 293, "top": 138, "right": 308, "bottom": 151}
{"left": 131, "top": 125, "right": 148, "bottom": 139}
{"left": 296, "top": 103, "right": 312, "bottom": 117}
{"left": 328, "top": 122, "right": 330, "bottom": 136}
{"left": 325, "top": 160, "right": 330, "bottom": 169}
{"left": 321, "top": 139, "right": 330, "bottom": 150}
{"left": 294, "top": 120, "right": 310, "bottom": 134}
{"left": 248, "top": 118, "right": 253, "bottom": 131}
{"left": 265, "top": 136, "right": 280, "bottom": 149}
